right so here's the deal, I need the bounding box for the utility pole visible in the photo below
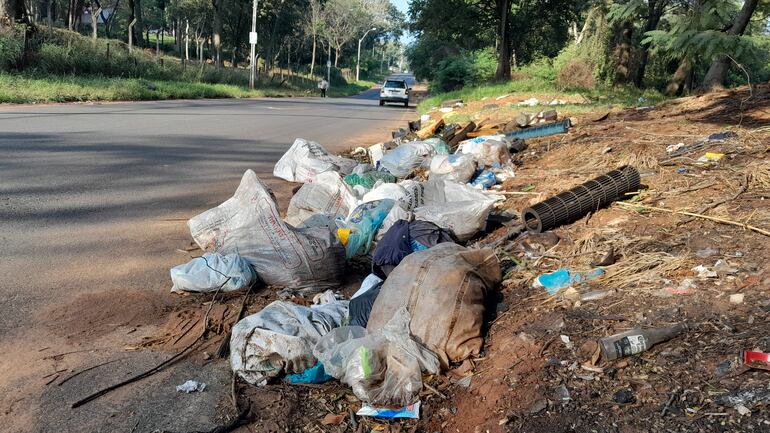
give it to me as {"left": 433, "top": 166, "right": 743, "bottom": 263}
{"left": 248, "top": 0, "right": 259, "bottom": 90}
{"left": 327, "top": 44, "right": 331, "bottom": 85}
{"left": 356, "top": 27, "right": 376, "bottom": 82}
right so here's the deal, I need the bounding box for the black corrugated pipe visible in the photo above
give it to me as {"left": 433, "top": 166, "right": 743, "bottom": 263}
{"left": 521, "top": 166, "right": 641, "bottom": 233}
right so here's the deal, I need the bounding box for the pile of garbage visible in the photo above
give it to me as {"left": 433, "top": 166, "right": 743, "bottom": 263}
{"left": 166, "top": 100, "right": 766, "bottom": 427}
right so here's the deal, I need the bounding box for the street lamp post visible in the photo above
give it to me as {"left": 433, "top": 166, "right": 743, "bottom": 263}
{"left": 356, "top": 27, "right": 376, "bottom": 82}
{"left": 248, "top": 0, "right": 259, "bottom": 90}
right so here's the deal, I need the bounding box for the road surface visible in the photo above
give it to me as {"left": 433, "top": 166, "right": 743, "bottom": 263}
{"left": 0, "top": 84, "right": 413, "bottom": 433}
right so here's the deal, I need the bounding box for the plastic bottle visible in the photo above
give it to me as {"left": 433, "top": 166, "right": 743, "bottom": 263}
{"left": 599, "top": 323, "right": 689, "bottom": 361}
{"left": 340, "top": 199, "right": 395, "bottom": 258}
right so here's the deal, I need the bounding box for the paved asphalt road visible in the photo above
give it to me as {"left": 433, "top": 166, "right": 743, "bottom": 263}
{"left": 0, "top": 78, "right": 413, "bottom": 433}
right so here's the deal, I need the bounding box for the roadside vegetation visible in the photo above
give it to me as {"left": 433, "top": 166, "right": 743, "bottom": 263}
{"left": 409, "top": 0, "right": 770, "bottom": 111}
{"left": 0, "top": 0, "right": 402, "bottom": 104}
{"left": 0, "top": 26, "right": 375, "bottom": 103}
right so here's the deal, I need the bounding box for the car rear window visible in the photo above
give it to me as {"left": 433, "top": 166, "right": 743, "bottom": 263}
{"left": 384, "top": 80, "right": 406, "bottom": 89}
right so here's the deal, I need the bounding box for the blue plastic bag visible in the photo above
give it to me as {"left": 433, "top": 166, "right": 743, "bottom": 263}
{"left": 534, "top": 268, "right": 605, "bottom": 296}
{"left": 285, "top": 363, "right": 333, "bottom": 384}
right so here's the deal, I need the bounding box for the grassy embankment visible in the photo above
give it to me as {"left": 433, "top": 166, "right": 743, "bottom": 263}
{"left": 417, "top": 70, "right": 668, "bottom": 121}
{"left": 0, "top": 27, "right": 375, "bottom": 103}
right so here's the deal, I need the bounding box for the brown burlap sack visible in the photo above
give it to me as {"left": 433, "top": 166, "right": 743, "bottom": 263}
{"left": 366, "top": 243, "right": 501, "bottom": 368}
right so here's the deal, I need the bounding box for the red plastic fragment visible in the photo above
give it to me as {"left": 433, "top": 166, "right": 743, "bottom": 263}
{"left": 743, "top": 351, "right": 770, "bottom": 370}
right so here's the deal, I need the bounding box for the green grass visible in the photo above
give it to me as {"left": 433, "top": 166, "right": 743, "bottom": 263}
{"left": 0, "top": 74, "right": 375, "bottom": 103}
{"left": 417, "top": 77, "right": 667, "bottom": 114}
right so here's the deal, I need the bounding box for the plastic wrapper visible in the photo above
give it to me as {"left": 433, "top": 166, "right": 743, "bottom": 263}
{"left": 188, "top": 170, "right": 346, "bottom": 293}
{"left": 170, "top": 252, "right": 256, "bottom": 293}
{"left": 274, "top": 138, "right": 358, "bottom": 183}
{"left": 230, "top": 293, "right": 349, "bottom": 385}
{"left": 379, "top": 141, "right": 436, "bottom": 177}
{"left": 286, "top": 171, "right": 359, "bottom": 227}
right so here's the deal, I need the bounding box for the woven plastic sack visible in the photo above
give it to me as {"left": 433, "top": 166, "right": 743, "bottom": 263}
{"left": 188, "top": 170, "right": 346, "bottom": 293}
{"left": 230, "top": 294, "right": 349, "bottom": 385}
{"left": 170, "top": 252, "right": 255, "bottom": 293}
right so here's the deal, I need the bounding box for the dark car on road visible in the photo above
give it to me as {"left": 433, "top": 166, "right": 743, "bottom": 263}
{"left": 379, "top": 79, "right": 410, "bottom": 107}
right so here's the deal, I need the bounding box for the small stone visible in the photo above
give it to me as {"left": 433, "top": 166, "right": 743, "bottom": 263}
{"left": 736, "top": 404, "right": 751, "bottom": 416}
{"left": 202, "top": 351, "right": 211, "bottom": 360}
{"left": 554, "top": 385, "right": 571, "bottom": 402}
{"left": 730, "top": 293, "right": 745, "bottom": 304}
{"left": 612, "top": 388, "right": 636, "bottom": 404}
{"left": 529, "top": 398, "right": 547, "bottom": 414}
{"left": 714, "top": 360, "right": 734, "bottom": 377}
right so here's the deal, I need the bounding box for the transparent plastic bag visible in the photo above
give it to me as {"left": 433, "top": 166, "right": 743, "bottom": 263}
{"left": 274, "top": 138, "right": 359, "bottom": 183}
{"left": 313, "top": 308, "right": 439, "bottom": 406}
{"left": 286, "top": 171, "right": 359, "bottom": 227}
{"left": 429, "top": 154, "right": 477, "bottom": 183}
{"left": 457, "top": 135, "right": 511, "bottom": 167}
{"left": 339, "top": 199, "right": 396, "bottom": 258}
{"left": 379, "top": 141, "right": 436, "bottom": 178}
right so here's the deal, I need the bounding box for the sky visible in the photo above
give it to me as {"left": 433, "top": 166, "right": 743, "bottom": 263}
{"left": 391, "top": 0, "right": 414, "bottom": 45}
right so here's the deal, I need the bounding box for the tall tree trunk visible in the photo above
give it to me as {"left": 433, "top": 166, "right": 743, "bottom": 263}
{"left": 665, "top": 57, "right": 692, "bottom": 96}
{"left": 211, "top": 0, "right": 222, "bottom": 68}
{"left": 633, "top": 0, "right": 667, "bottom": 87}
{"left": 702, "top": 0, "right": 759, "bottom": 90}
{"left": 613, "top": 20, "right": 634, "bottom": 84}
{"left": 334, "top": 45, "right": 339, "bottom": 67}
{"left": 310, "top": 33, "right": 316, "bottom": 76}
{"left": 184, "top": 19, "right": 189, "bottom": 60}
{"left": 494, "top": 0, "right": 511, "bottom": 81}
{"left": 134, "top": 0, "right": 143, "bottom": 46}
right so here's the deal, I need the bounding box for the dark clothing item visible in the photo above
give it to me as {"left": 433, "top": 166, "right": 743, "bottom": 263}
{"left": 320, "top": 88, "right": 327, "bottom": 97}
{"left": 372, "top": 220, "right": 454, "bottom": 278}
{"left": 349, "top": 282, "right": 382, "bottom": 328}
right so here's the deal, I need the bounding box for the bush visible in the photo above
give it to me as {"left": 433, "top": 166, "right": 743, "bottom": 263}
{"left": 430, "top": 48, "right": 501, "bottom": 93}
{"left": 0, "top": 26, "right": 26, "bottom": 70}
{"left": 433, "top": 56, "right": 471, "bottom": 92}
{"left": 556, "top": 58, "right": 595, "bottom": 89}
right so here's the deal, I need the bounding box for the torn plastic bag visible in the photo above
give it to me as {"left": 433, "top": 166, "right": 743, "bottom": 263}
{"left": 429, "top": 154, "right": 476, "bottom": 183}
{"left": 457, "top": 135, "right": 511, "bottom": 167}
{"left": 188, "top": 170, "right": 346, "bottom": 292}
{"left": 230, "top": 294, "right": 349, "bottom": 385}
{"left": 170, "top": 252, "right": 256, "bottom": 293}
{"left": 274, "top": 138, "right": 359, "bottom": 183}
{"left": 314, "top": 308, "right": 440, "bottom": 406}
{"left": 286, "top": 171, "right": 359, "bottom": 227}
{"left": 367, "top": 243, "right": 501, "bottom": 368}
{"left": 338, "top": 199, "right": 396, "bottom": 258}
{"left": 379, "top": 141, "right": 436, "bottom": 178}
{"left": 414, "top": 179, "right": 502, "bottom": 241}
{"left": 372, "top": 220, "right": 454, "bottom": 278}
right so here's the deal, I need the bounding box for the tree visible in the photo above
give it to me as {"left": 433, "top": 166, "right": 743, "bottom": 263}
{"left": 321, "top": 0, "right": 367, "bottom": 66}
{"left": 702, "top": 0, "right": 760, "bottom": 89}
{"left": 1, "top": 0, "right": 27, "bottom": 22}
{"left": 305, "top": 0, "right": 323, "bottom": 75}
